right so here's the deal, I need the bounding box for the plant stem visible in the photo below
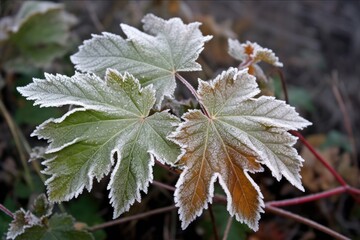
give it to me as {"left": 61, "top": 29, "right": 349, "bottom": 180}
{"left": 277, "top": 69, "right": 289, "bottom": 104}
{"left": 291, "top": 131, "right": 347, "bottom": 187}
{"left": 238, "top": 58, "right": 254, "bottom": 70}
{"left": 0, "top": 203, "right": 14, "bottom": 219}
{"left": 267, "top": 186, "right": 347, "bottom": 207}
{"left": 222, "top": 216, "right": 233, "bottom": 240}
{"left": 0, "top": 99, "right": 33, "bottom": 189}
{"left": 331, "top": 74, "right": 358, "bottom": 178}
{"left": 153, "top": 180, "right": 176, "bottom": 192}
{"left": 150, "top": 177, "right": 358, "bottom": 239}
{"left": 175, "top": 73, "right": 210, "bottom": 118}
{"left": 89, "top": 205, "right": 176, "bottom": 232}
{"left": 265, "top": 205, "right": 350, "bottom": 240}
{"left": 208, "top": 204, "right": 220, "bottom": 240}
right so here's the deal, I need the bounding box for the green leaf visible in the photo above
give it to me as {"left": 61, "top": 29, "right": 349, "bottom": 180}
{"left": 71, "top": 14, "right": 212, "bottom": 108}
{"left": 31, "top": 194, "right": 53, "bottom": 219}
{"left": 169, "top": 67, "right": 311, "bottom": 230}
{"left": 6, "top": 209, "right": 40, "bottom": 239}
{"left": 0, "top": 1, "right": 76, "bottom": 69}
{"left": 15, "top": 214, "right": 94, "bottom": 240}
{"left": 18, "top": 69, "right": 180, "bottom": 218}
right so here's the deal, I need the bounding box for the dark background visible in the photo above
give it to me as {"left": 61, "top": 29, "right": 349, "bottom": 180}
{"left": 0, "top": 1, "right": 359, "bottom": 239}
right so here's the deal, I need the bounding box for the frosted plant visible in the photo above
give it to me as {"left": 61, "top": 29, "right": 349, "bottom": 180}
{"left": 18, "top": 14, "right": 311, "bottom": 231}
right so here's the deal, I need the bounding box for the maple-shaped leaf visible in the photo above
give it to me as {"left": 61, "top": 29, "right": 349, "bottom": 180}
{"left": 169, "top": 68, "right": 311, "bottom": 230}
{"left": 71, "top": 14, "right": 212, "bottom": 108}
{"left": 17, "top": 69, "right": 180, "bottom": 218}
{"left": 228, "top": 39, "right": 282, "bottom": 83}
{"left": 228, "top": 40, "right": 283, "bottom": 67}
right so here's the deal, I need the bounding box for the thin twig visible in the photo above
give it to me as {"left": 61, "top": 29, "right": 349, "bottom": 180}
{"left": 331, "top": 72, "right": 358, "bottom": 174}
{"left": 277, "top": 69, "right": 289, "bottom": 104}
{"left": 152, "top": 180, "right": 176, "bottom": 192}
{"left": 291, "top": 131, "right": 347, "bottom": 187}
{"left": 238, "top": 58, "right": 254, "bottom": 70}
{"left": 84, "top": 0, "right": 105, "bottom": 32}
{"left": 89, "top": 205, "right": 176, "bottom": 232}
{"left": 265, "top": 205, "right": 350, "bottom": 240}
{"left": 149, "top": 176, "right": 359, "bottom": 238}
{"left": 15, "top": 121, "right": 46, "bottom": 183}
{"left": 175, "top": 73, "right": 210, "bottom": 118}
{"left": 0, "top": 99, "right": 33, "bottom": 189}
{"left": 267, "top": 186, "right": 347, "bottom": 207}
{"left": 208, "top": 204, "right": 220, "bottom": 240}
{"left": 0, "top": 203, "right": 14, "bottom": 219}
{"left": 222, "top": 216, "right": 233, "bottom": 240}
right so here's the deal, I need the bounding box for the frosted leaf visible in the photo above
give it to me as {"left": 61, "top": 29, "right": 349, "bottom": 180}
{"left": 7, "top": 209, "right": 39, "bottom": 239}
{"left": 71, "top": 14, "right": 212, "bottom": 108}
{"left": 228, "top": 39, "right": 283, "bottom": 67}
{"left": 0, "top": 1, "right": 77, "bottom": 69}
{"left": 17, "top": 70, "right": 180, "bottom": 218}
{"left": 169, "top": 67, "right": 311, "bottom": 230}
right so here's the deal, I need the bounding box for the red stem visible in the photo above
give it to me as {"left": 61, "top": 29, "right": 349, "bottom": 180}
{"left": 208, "top": 204, "right": 220, "bottom": 240}
{"left": 0, "top": 203, "right": 14, "bottom": 219}
{"left": 175, "top": 73, "right": 210, "bottom": 118}
{"left": 238, "top": 58, "right": 254, "bottom": 70}
{"left": 291, "top": 130, "right": 348, "bottom": 187}
{"left": 267, "top": 186, "right": 347, "bottom": 207}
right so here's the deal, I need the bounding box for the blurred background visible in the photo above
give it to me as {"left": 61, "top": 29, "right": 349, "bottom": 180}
{"left": 0, "top": 1, "right": 359, "bottom": 239}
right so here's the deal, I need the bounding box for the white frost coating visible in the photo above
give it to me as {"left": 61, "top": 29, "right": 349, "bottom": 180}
{"left": 174, "top": 172, "right": 219, "bottom": 230}
{"left": 17, "top": 71, "right": 142, "bottom": 117}
{"left": 197, "top": 67, "right": 260, "bottom": 116}
{"left": 21, "top": 68, "right": 179, "bottom": 221}
{"left": 217, "top": 170, "right": 264, "bottom": 231}
{"left": 31, "top": 108, "right": 87, "bottom": 140}
{"left": 168, "top": 109, "right": 203, "bottom": 165}
{"left": 71, "top": 14, "right": 212, "bottom": 108}
{"left": 107, "top": 151, "right": 137, "bottom": 218}
{"left": 170, "top": 67, "right": 312, "bottom": 230}
{"left": 228, "top": 39, "right": 283, "bottom": 67}
{"left": 45, "top": 138, "right": 79, "bottom": 154}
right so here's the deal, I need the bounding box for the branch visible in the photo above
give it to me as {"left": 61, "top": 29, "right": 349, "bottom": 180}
{"left": 267, "top": 186, "right": 347, "bottom": 207}
{"left": 0, "top": 203, "right": 14, "bottom": 219}
{"left": 208, "top": 204, "right": 220, "bottom": 240}
{"left": 291, "top": 131, "right": 348, "bottom": 187}
{"left": 265, "top": 205, "right": 350, "bottom": 240}
{"left": 175, "top": 73, "right": 210, "bottom": 118}
{"left": 89, "top": 205, "right": 176, "bottom": 232}
{"left": 150, "top": 180, "right": 357, "bottom": 239}
{"left": 222, "top": 216, "right": 233, "bottom": 240}
{"left": 277, "top": 69, "right": 289, "bottom": 104}
{"left": 0, "top": 98, "right": 33, "bottom": 189}
{"left": 152, "top": 180, "right": 176, "bottom": 192}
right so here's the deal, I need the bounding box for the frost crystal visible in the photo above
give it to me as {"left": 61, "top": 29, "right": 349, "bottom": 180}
{"left": 170, "top": 67, "right": 311, "bottom": 230}
{"left": 18, "top": 69, "right": 180, "bottom": 219}
{"left": 71, "top": 14, "right": 212, "bottom": 108}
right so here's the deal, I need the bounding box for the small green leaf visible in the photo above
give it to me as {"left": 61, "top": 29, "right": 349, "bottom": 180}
{"left": 6, "top": 209, "right": 40, "bottom": 239}
{"left": 15, "top": 214, "right": 94, "bottom": 240}
{"left": 18, "top": 69, "right": 180, "bottom": 218}
{"left": 0, "top": 1, "right": 76, "bottom": 69}
{"left": 71, "top": 14, "right": 212, "bottom": 108}
{"left": 31, "top": 194, "right": 53, "bottom": 219}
